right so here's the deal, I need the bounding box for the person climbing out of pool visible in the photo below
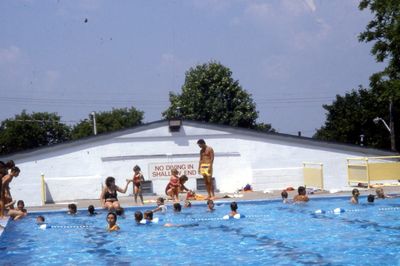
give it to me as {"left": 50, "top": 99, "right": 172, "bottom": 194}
{"left": 100, "top": 176, "right": 131, "bottom": 211}
{"left": 2, "top": 166, "right": 21, "bottom": 209}
{"left": 0, "top": 162, "right": 8, "bottom": 218}
{"left": 68, "top": 203, "right": 77, "bottom": 215}
{"left": 88, "top": 205, "right": 97, "bottom": 216}
{"left": 8, "top": 200, "right": 27, "bottom": 220}
{"left": 106, "top": 212, "right": 120, "bottom": 232}
{"left": 293, "top": 186, "right": 309, "bottom": 203}
{"left": 127, "top": 165, "right": 145, "bottom": 205}
{"left": 197, "top": 139, "right": 215, "bottom": 200}
{"left": 184, "top": 200, "right": 192, "bottom": 208}
{"left": 350, "top": 188, "right": 360, "bottom": 204}
{"left": 165, "top": 168, "right": 180, "bottom": 202}
{"left": 179, "top": 175, "right": 191, "bottom": 194}
{"left": 207, "top": 199, "right": 215, "bottom": 212}
{"left": 152, "top": 197, "right": 167, "bottom": 213}
{"left": 281, "top": 190, "right": 289, "bottom": 204}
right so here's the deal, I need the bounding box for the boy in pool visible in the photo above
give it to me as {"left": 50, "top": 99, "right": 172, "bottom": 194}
{"left": 173, "top": 202, "right": 182, "bottom": 213}
{"left": 293, "top": 186, "right": 309, "bottom": 203}
{"left": 229, "top": 202, "right": 239, "bottom": 217}
{"left": 152, "top": 197, "right": 167, "bottom": 213}
{"left": 350, "top": 188, "right": 360, "bottom": 204}
{"left": 68, "top": 203, "right": 77, "bottom": 215}
{"left": 207, "top": 199, "right": 215, "bottom": 212}
{"left": 134, "top": 211, "right": 143, "bottom": 224}
{"left": 367, "top": 194, "right": 375, "bottom": 203}
{"left": 184, "top": 200, "right": 192, "bottom": 208}
{"left": 106, "top": 212, "right": 120, "bottom": 232}
{"left": 88, "top": 205, "right": 97, "bottom": 216}
{"left": 281, "top": 190, "right": 289, "bottom": 204}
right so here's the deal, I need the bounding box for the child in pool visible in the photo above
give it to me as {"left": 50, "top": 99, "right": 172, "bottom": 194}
{"left": 367, "top": 194, "right": 375, "bottom": 203}
{"left": 173, "top": 202, "right": 182, "bottom": 213}
{"left": 134, "top": 211, "right": 143, "bottom": 224}
{"left": 281, "top": 190, "right": 289, "bottom": 204}
{"left": 229, "top": 202, "right": 239, "bottom": 217}
{"left": 293, "top": 186, "right": 309, "bottom": 203}
{"left": 207, "top": 199, "right": 215, "bottom": 212}
{"left": 106, "top": 212, "right": 120, "bottom": 232}
{"left": 8, "top": 200, "right": 27, "bottom": 220}
{"left": 88, "top": 205, "right": 97, "bottom": 216}
{"left": 375, "top": 188, "right": 392, "bottom": 199}
{"left": 152, "top": 197, "right": 167, "bottom": 213}
{"left": 350, "top": 188, "right": 360, "bottom": 204}
{"left": 68, "top": 203, "right": 77, "bottom": 215}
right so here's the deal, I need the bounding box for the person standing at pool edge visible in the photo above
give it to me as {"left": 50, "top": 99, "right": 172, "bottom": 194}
{"left": 197, "top": 139, "right": 215, "bottom": 200}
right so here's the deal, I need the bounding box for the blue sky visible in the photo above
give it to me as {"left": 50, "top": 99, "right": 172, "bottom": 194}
{"left": 0, "top": 0, "right": 383, "bottom": 136}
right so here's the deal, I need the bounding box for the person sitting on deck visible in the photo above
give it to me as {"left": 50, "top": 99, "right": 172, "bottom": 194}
{"left": 100, "top": 176, "right": 131, "bottom": 211}
{"left": 8, "top": 200, "right": 27, "bottom": 220}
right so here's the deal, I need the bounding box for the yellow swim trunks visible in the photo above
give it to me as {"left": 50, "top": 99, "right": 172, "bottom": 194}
{"left": 200, "top": 163, "right": 211, "bottom": 177}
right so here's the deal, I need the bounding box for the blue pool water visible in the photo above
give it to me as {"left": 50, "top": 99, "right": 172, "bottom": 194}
{"left": 1, "top": 197, "right": 400, "bottom": 265}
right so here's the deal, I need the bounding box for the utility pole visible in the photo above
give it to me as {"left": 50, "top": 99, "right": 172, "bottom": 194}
{"left": 389, "top": 99, "right": 396, "bottom": 151}
{"left": 91, "top": 111, "right": 97, "bottom": 135}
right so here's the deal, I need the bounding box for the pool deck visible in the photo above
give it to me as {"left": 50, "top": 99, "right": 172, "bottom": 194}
{"left": 1, "top": 185, "right": 400, "bottom": 236}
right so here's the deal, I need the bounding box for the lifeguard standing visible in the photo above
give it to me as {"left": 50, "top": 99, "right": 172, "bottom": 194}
{"left": 197, "top": 139, "right": 215, "bottom": 200}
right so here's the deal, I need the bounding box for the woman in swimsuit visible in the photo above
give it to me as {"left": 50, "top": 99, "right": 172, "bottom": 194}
{"left": 100, "top": 176, "right": 131, "bottom": 211}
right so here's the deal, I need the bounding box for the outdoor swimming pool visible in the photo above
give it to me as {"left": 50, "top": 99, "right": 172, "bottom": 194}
{"left": 1, "top": 197, "right": 399, "bottom": 265}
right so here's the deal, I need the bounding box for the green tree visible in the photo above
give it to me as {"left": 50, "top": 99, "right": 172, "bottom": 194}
{"left": 71, "top": 107, "right": 144, "bottom": 139}
{"left": 0, "top": 110, "right": 71, "bottom": 155}
{"left": 314, "top": 87, "right": 392, "bottom": 149}
{"left": 163, "top": 61, "right": 273, "bottom": 130}
{"left": 358, "top": 0, "right": 400, "bottom": 150}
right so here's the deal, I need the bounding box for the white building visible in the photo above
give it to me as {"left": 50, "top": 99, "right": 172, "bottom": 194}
{"left": 0, "top": 120, "right": 395, "bottom": 207}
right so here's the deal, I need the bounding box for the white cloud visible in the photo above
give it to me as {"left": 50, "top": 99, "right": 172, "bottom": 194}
{"left": 0, "top": 46, "right": 21, "bottom": 64}
{"left": 304, "top": 0, "right": 317, "bottom": 12}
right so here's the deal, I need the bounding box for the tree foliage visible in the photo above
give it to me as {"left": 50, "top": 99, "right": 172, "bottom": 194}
{"left": 0, "top": 111, "right": 71, "bottom": 155}
{"left": 71, "top": 107, "right": 144, "bottom": 140}
{"left": 163, "top": 61, "right": 273, "bottom": 130}
{"left": 359, "top": 0, "right": 400, "bottom": 99}
{"left": 314, "top": 87, "right": 398, "bottom": 149}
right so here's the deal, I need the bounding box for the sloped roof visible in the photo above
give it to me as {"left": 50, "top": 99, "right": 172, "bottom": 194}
{"left": 0, "top": 119, "right": 396, "bottom": 161}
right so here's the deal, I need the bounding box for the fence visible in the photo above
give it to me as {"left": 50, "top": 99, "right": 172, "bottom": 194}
{"left": 303, "top": 162, "right": 324, "bottom": 190}
{"left": 347, "top": 156, "right": 400, "bottom": 188}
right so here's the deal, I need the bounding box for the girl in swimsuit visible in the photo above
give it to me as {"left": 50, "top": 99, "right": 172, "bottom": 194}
{"left": 129, "top": 165, "right": 144, "bottom": 205}
{"left": 100, "top": 176, "right": 131, "bottom": 211}
{"left": 166, "top": 169, "right": 180, "bottom": 202}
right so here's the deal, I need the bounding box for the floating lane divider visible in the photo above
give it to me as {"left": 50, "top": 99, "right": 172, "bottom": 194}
{"left": 39, "top": 224, "right": 92, "bottom": 230}
{"left": 314, "top": 206, "right": 400, "bottom": 215}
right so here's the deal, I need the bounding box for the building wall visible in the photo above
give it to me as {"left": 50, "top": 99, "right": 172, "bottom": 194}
{"left": 4, "top": 121, "right": 389, "bottom": 206}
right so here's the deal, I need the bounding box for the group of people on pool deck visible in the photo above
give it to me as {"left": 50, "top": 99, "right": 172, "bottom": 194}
{"left": 0, "top": 160, "right": 25, "bottom": 221}
{"left": 99, "top": 165, "right": 195, "bottom": 213}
